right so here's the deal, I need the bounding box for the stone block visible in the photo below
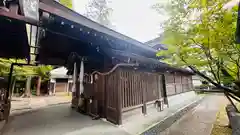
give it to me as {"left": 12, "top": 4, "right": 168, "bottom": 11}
{"left": 226, "top": 104, "right": 240, "bottom": 135}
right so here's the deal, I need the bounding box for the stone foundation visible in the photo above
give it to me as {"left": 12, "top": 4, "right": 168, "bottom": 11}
{"left": 226, "top": 104, "right": 240, "bottom": 135}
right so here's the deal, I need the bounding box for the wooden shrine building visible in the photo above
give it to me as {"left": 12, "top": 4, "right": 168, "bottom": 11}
{"left": 0, "top": 0, "right": 194, "bottom": 124}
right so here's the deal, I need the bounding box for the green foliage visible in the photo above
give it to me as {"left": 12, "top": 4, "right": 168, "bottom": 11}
{"left": 0, "top": 58, "right": 52, "bottom": 81}
{"left": 154, "top": 0, "right": 240, "bottom": 86}
{"left": 34, "top": 65, "right": 53, "bottom": 81}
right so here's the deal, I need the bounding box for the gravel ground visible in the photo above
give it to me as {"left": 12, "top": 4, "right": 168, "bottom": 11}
{"left": 210, "top": 99, "right": 231, "bottom": 135}
{"left": 160, "top": 94, "right": 227, "bottom": 135}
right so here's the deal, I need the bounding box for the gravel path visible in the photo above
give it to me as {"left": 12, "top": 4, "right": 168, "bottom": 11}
{"left": 160, "top": 94, "right": 228, "bottom": 135}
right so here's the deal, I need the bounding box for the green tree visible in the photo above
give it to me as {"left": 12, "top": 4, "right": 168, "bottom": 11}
{"left": 0, "top": 58, "right": 52, "bottom": 96}
{"left": 0, "top": 58, "right": 35, "bottom": 80}
{"left": 154, "top": 0, "right": 240, "bottom": 108}
{"left": 34, "top": 65, "right": 53, "bottom": 96}
{"left": 84, "top": 0, "right": 114, "bottom": 28}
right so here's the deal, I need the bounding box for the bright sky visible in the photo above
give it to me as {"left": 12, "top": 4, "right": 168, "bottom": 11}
{"left": 72, "top": 0, "right": 168, "bottom": 42}
{"left": 223, "top": 0, "right": 239, "bottom": 9}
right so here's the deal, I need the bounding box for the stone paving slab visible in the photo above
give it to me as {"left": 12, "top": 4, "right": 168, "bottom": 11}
{"left": 10, "top": 96, "right": 71, "bottom": 115}
{"left": 2, "top": 92, "right": 204, "bottom": 135}
{"left": 121, "top": 92, "right": 202, "bottom": 135}
{"left": 2, "top": 104, "right": 130, "bottom": 135}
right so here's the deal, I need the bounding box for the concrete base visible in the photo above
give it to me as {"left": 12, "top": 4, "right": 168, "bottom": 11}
{"left": 120, "top": 92, "right": 203, "bottom": 135}
{"left": 226, "top": 104, "right": 240, "bottom": 135}
{"left": 140, "top": 97, "right": 203, "bottom": 135}
{"left": 167, "top": 91, "right": 197, "bottom": 107}
{"left": 0, "top": 120, "right": 6, "bottom": 134}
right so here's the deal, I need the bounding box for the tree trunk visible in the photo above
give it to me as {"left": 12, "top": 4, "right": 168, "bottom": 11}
{"left": 23, "top": 76, "right": 32, "bottom": 98}
{"left": 36, "top": 76, "right": 41, "bottom": 96}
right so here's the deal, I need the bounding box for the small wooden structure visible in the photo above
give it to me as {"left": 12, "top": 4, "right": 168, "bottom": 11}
{"left": 50, "top": 67, "right": 72, "bottom": 94}
{"left": 0, "top": 0, "right": 194, "bottom": 124}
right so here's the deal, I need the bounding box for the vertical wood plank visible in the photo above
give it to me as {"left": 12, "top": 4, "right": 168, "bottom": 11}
{"left": 139, "top": 73, "right": 141, "bottom": 104}
{"left": 117, "top": 70, "right": 122, "bottom": 125}
{"left": 131, "top": 71, "right": 134, "bottom": 106}
{"left": 133, "top": 71, "right": 135, "bottom": 106}
{"left": 126, "top": 71, "right": 129, "bottom": 107}
{"left": 122, "top": 71, "right": 124, "bottom": 108}
{"left": 134, "top": 71, "right": 136, "bottom": 106}
{"left": 138, "top": 73, "right": 140, "bottom": 105}
{"left": 125, "top": 71, "right": 127, "bottom": 108}
{"left": 142, "top": 72, "right": 147, "bottom": 115}
{"left": 130, "top": 71, "right": 133, "bottom": 107}
{"left": 137, "top": 72, "right": 139, "bottom": 105}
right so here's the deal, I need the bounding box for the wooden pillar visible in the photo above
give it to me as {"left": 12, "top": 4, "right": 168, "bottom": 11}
{"left": 78, "top": 59, "right": 85, "bottom": 109}
{"left": 162, "top": 74, "right": 168, "bottom": 107}
{"left": 174, "top": 73, "right": 177, "bottom": 94}
{"left": 158, "top": 75, "right": 161, "bottom": 99}
{"left": 190, "top": 76, "right": 193, "bottom": 90}
{"left": 180, "top": 75, "right": 183, "bottom": 93}
{"left": 71, "top": 63, "right": 78, "bottom": 108}
{"left": 53, "top": 82, "right": 56, "bottom": 95}
{"left": 79, "top": 59, "right": 84, "bottom": 94}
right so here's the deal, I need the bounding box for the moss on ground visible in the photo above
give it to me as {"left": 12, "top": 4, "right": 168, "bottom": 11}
{"left": 211, "top": 103, "right": 232, "bottom": 135}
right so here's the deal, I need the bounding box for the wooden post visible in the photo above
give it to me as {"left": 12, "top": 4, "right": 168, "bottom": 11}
{"left": 142, "top": 74, "right": 147, "bottom": 115}
{"left": 53, "top": 82, "right": 56, "bottom": 95}
{"left": 117, "top": 70, "right": 122, "bottom": 125}
{"left": 174, "top": 73, "right": 177, "bottom": 94}
{"left": 190, "top": 76, "right": 193, "bottom": 90}
{"left": 71, "top": 63, "right": 77, "bottom": 108}
{"left": 36, "top": 76, "right": 41, "bottom": 96}
{"left": 158, "top": 75, "right": 161, "bottom": 99}
{"left": 162, "top": 74, "right": 168, "bottom": 107}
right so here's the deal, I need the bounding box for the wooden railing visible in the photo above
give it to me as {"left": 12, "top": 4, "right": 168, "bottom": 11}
{"left": 119, "top": 69, "right": 163, "bottom": 113}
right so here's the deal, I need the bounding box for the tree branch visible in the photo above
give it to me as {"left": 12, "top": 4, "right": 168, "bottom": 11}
{"left": 189, "top": 38, "right": 220, "bottom": 83}
{"left": 229, "top": 93, "right": 240, "bottom": 103}
{"left": 225, "top": 92, "right": 239, "bottom": 112}
{"left": 188, "top": 65, "right": 240, "bottom": 97}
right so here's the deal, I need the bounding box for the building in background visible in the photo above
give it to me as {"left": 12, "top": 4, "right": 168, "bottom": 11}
{"left": 50, "top": 67, "right": 72, "bottom": 95}
{"left": 145, "top": 36, "right": 168, "bottom": 51}
{"left": 192, "top": 75, "right": 202, "bottom": 87}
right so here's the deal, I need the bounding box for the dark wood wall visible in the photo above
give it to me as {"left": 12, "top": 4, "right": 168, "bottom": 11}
{"left": 82, "top": 67, "right": 193, "bottom": 125}
{"left": 119, "top": 68, "right": 163, "bottom": 111}
{"left": 165, "top": 73, "right": 193, "bottom": 96}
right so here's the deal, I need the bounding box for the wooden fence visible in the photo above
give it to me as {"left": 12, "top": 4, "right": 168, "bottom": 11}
{"left": 83, "top": 68, "right": 193, "bottom": 125}
{"left": 119, "top": 69, "right": 163, "bottom": 111}
{"left": 165, "top": 73, "right": 193, "bottom": 96}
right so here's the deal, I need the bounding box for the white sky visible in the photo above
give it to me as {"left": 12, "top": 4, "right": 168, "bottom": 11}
{"left": 72, "top": 0, "right": 168, "bottom": 42}
{"left": 223, "top": 0, "right": 239, "bottom": 9}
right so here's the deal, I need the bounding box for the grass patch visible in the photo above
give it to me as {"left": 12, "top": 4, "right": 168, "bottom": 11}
{"left": 211, "top": 104, "right": 232, "bottom": 135}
